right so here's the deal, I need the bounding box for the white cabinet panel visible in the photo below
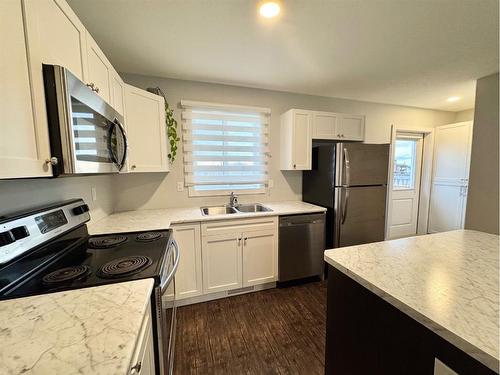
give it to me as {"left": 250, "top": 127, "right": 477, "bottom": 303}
{"left": 85, "top": 33, "right": 111, "bottom": 102}
{"left": 280, "top": 109, "right": 312, "bottom": 170}
{"left": 128, "top": 302, "right": 155, "bottom": 375}
{"left": 24, "top": 0, "right": 87, "bottom": 80}
{"left": 110, "top": 71, "right": 125, "bottom": 116}
{"left": 172, "top": 223, "right": 203, "bottom": 299}
{"left": 242, "top": 229, "right": 277, "bottom": 287}
{"left": 0, "top": 0, "right": 52, "bottom": 178}
{"left": 312, "top": 112, "right": 338, "bottom": 140}
{"left": 202, "top": 233, "right": 242, "bottom": 293}
{"left": 338, "top": 114, "right": 365, "bottom": 140}
{"left": 125, "top": 84, "right": 168, "bottom": 173}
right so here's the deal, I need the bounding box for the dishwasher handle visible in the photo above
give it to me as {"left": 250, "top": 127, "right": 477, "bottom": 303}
{"left": 279, "top": 213, "right": 326, "bottom": 227}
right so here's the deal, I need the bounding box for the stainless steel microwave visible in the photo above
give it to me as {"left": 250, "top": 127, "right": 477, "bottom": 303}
{"left": 42, "top": 64, "right": 127, "bottom": 176}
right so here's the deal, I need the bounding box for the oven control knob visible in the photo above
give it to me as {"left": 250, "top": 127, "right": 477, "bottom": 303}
{"left": 72, "top": 204, "right": 90, "bottom": 216}
{"left": 0, "top": 230, "right": 15, "bottom": 247}
{"left": 11, "top": 226, "right": 29, "bottom": 240}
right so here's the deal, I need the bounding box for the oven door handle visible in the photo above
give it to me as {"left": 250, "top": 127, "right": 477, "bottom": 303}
{"left": 160, "top": 239, "right": 179, "bottom": 294}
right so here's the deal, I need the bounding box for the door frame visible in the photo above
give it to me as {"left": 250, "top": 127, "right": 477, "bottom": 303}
{"left": 385, "top": 125, "right": 435, "bottom": 239}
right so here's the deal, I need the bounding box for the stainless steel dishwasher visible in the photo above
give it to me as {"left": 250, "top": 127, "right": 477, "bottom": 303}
{"left": 278, "top": 213, "right": 326, "bottom": 282}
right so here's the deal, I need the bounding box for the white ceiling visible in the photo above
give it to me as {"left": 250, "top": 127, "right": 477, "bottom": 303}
{"left": 67, "top": 0, "right": 499, "bottom": 112}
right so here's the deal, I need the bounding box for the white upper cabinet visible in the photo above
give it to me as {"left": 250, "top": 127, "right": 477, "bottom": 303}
{"left": 0, "top": 0, "right": 52, "bottom": 178}
{"left": 85, "top": 32, "right": 112, "bottom": 103}
{"left": 124, "top": 84, "right": 169, "bottom": 173}
{"left": 24, "top": 0, "right": 87, "bottom": 81}
{"left": 281, "top": 108, "right": 365, "bottom": 170}
{"left": 337, "top": 114, "right": 365, "bottom": 141}
{"left": 280, "top": 109, "right": 312, "bottom": 170}
{"left": 312, "top": 111, "right": 339, "bottom": 139}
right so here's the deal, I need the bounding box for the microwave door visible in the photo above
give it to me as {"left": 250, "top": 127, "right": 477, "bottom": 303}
{"left": 109, "top": 120, "right": 127, "bottom": 171}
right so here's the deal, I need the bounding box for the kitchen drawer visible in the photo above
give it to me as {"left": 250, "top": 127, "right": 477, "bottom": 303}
{"left": 201, "top": 216, "right": 278, "bottom": 237}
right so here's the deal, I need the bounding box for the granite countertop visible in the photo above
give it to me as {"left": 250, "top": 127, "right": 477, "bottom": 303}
{"left": 324, "top": 230, "right": 499, "bottom": 372}
{"left": 0, "top": 279, "right": 154, "bottom": 375}
{"left": 88, "top": 200, "right": 326, "bottom": 235}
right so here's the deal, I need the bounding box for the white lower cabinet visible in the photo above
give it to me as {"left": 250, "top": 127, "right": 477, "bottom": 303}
{"left": 129, "top": 301, "right": 155, "bottom": 375}
{"left": 202, "top": 232, "right": 243, "bottom": 293}
{"left": 242, "top": 229, "right": 277, "bottom": 287}
{"left": 201, "top": 217, "right": 278, "bottom": 294}
{"left": 172, "top": 223, "right": 203, "bottom": 299}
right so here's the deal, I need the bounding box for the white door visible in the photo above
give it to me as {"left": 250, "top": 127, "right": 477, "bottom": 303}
{"left": 0, "top": 0, "right": 52, "bottom": 178}
{"left": 202, "top": 233, "right": 242, "bottom": 293}
{"left": 388, "top": 133, "right": 424, "bottom": 239}
{"left": 125, "top": 84, "right": 168, "bottom": 172}
{"left": 292, "top": 110, "right": 312, "bottom": 170}
{"left": 110, "top": 71, "right": 125, "bottom": 116}
{"left": 242, "top": 229, "right": 277, "bottom": 287}
{"left": 428, "top": 122, "right": 473, "bottom": 233}
{"left": 172, "top": 223, "right": 203, "bottom": 299}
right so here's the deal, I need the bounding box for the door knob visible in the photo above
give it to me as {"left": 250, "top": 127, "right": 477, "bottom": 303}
{"left": 45, "top": 157, "right": 58, "bottom": 166}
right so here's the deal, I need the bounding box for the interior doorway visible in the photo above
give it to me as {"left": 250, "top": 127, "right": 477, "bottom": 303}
{"left": 387, "top": 132, "right": 425, "bottom": 239}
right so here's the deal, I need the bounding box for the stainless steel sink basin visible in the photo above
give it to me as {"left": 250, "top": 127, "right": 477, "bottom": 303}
{"left": 235, "top": 203, "right": 273, "bottom": 213}
{"left": 201, "top": 205, "right": 238, "bottom": 216}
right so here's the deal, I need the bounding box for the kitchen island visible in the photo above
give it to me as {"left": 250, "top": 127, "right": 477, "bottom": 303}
{"left": 324, "top": 230, "right": 499, "bottom": 374}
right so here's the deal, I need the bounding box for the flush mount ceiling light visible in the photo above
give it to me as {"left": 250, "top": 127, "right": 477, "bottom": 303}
{"left": 447, "top": 96, "right": 461, "bottom": 102}
{"left": 259, "top": 1, "right": 281, "bottom": 18}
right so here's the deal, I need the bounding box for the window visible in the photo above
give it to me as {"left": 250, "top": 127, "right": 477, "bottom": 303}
{"left": 181, "top": 101, "right": 270, "bottom": 196}
{"left": 393, "top": 134, "right": 422, "bottom": 190}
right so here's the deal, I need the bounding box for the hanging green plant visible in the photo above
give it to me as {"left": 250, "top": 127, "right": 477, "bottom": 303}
{"left": 146, "top": 86, "right": 180, "bottom": 162}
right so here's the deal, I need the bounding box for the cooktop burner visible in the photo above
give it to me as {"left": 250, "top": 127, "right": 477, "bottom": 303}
{"left": 98, "top": 256, "right": 153, "bottom": 278}
{"left": 42, "top": 265, "right": 91, "bottom": 285}
{"left": 136, "top": 232, "right": 162, "bottom": 242}
{"left": 88, "top": 235, "right": 128, "bottom": 249}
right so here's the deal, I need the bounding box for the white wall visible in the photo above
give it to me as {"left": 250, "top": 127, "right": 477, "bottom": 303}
{"left": 465, "top": 73, "right": 499, "bottom": 234}
{"left": 454, "top": 108, "right": 475, "bottom": 122}
{"left": 0, "top": 175, "right": 114, "bottom": 221}
{"left": 113, "top": 74, "right": 456, "bottom": 211}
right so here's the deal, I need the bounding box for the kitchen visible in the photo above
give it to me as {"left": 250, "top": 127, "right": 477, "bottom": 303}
{"left": 0, "top": 1, "right": 498, "bottom": 374}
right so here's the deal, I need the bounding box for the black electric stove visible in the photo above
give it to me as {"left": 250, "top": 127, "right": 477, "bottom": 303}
{"left": 0, "top": 199, "right": 172, "bottom": 300}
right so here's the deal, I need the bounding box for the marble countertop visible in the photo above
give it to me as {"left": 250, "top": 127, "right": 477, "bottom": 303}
{"left": 0, "top": 279, "right": 154, "bottom": 375}
{"left": 88, "top": 200, "right": 326, "bottom": 235}
{"left": 324, "top": 230, "right": 499, "bottom": 372}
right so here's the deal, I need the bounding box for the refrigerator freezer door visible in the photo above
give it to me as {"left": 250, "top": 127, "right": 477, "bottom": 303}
{"left": 334, "top": 186, "right": 387, "bottom": 247}
{"left": 335, "top": 143, "right": 390, "bottom": 186}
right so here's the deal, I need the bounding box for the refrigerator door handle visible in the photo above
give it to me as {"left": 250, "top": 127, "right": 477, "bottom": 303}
{"left": 343, "top": 147, "right": 351, "bottom": 187}
{"left": 341, "top": 187, "right": 350, "bottom": 224}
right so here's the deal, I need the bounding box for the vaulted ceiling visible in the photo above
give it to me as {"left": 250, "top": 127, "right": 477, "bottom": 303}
{"left": 68, "top": 0, "right": 499, "bottom": 111}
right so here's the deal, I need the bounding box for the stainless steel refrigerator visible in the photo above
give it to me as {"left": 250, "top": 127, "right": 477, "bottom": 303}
{"left": 303, "top": 142, "right": 390, "bottom": 249}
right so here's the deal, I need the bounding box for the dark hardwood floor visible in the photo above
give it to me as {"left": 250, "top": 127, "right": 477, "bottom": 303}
{"left": 174, "top": 281, "right": 327, "bottom": 375}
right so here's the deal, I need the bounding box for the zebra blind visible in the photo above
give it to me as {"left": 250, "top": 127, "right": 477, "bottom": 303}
{"left": 181, "top": 101, "right": 270, "bottom": 195}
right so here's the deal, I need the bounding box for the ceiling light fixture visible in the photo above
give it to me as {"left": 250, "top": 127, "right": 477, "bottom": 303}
{"left": 260, "top": 1, "right": 281, "bottom": 18}
{"left": 447, "top": 96, "right": 461, "bottom": 102}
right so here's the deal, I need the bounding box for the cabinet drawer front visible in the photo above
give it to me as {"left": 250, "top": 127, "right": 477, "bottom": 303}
{"left": 201, "top": 216, "right": 278, "bottom": 237}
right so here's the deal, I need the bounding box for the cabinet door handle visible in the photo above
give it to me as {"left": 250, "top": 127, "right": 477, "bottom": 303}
{"left": 130, "top": 361, "right": 142, "bottom": 374}
{"left": 244, "top": 237, "right": 248, "bottom": 245}
{"left": 238, "top": 237, "right": 241, "bottom": 246}
{"left": 94, "top": 86, "right": 100, "bottom": 93}
{"left": 293, "top": 164, "right": 296, "bottom": 169}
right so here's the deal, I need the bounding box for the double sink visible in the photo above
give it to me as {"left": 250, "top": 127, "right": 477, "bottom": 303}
{"left": 201, "top": 203, "right": 273, "bottom": 216}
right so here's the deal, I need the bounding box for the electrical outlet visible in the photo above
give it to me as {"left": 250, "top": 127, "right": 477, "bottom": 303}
{"left": 177, "top": 182, "right": 184, "bottom": 192}
{"left": 91, "top": 187, "right": 97, "bottom": 201}
{"left": 268, "top": 179, "right": 274, "bottom": 188}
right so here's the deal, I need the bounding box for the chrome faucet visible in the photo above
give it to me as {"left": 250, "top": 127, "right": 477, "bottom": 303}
{"left": 229, "top": 192, "right": 239, "bottom": 207}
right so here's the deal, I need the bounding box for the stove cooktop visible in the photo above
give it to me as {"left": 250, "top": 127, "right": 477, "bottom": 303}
{"left": 0, "top": 226, "right": 172, "bottom": 300}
